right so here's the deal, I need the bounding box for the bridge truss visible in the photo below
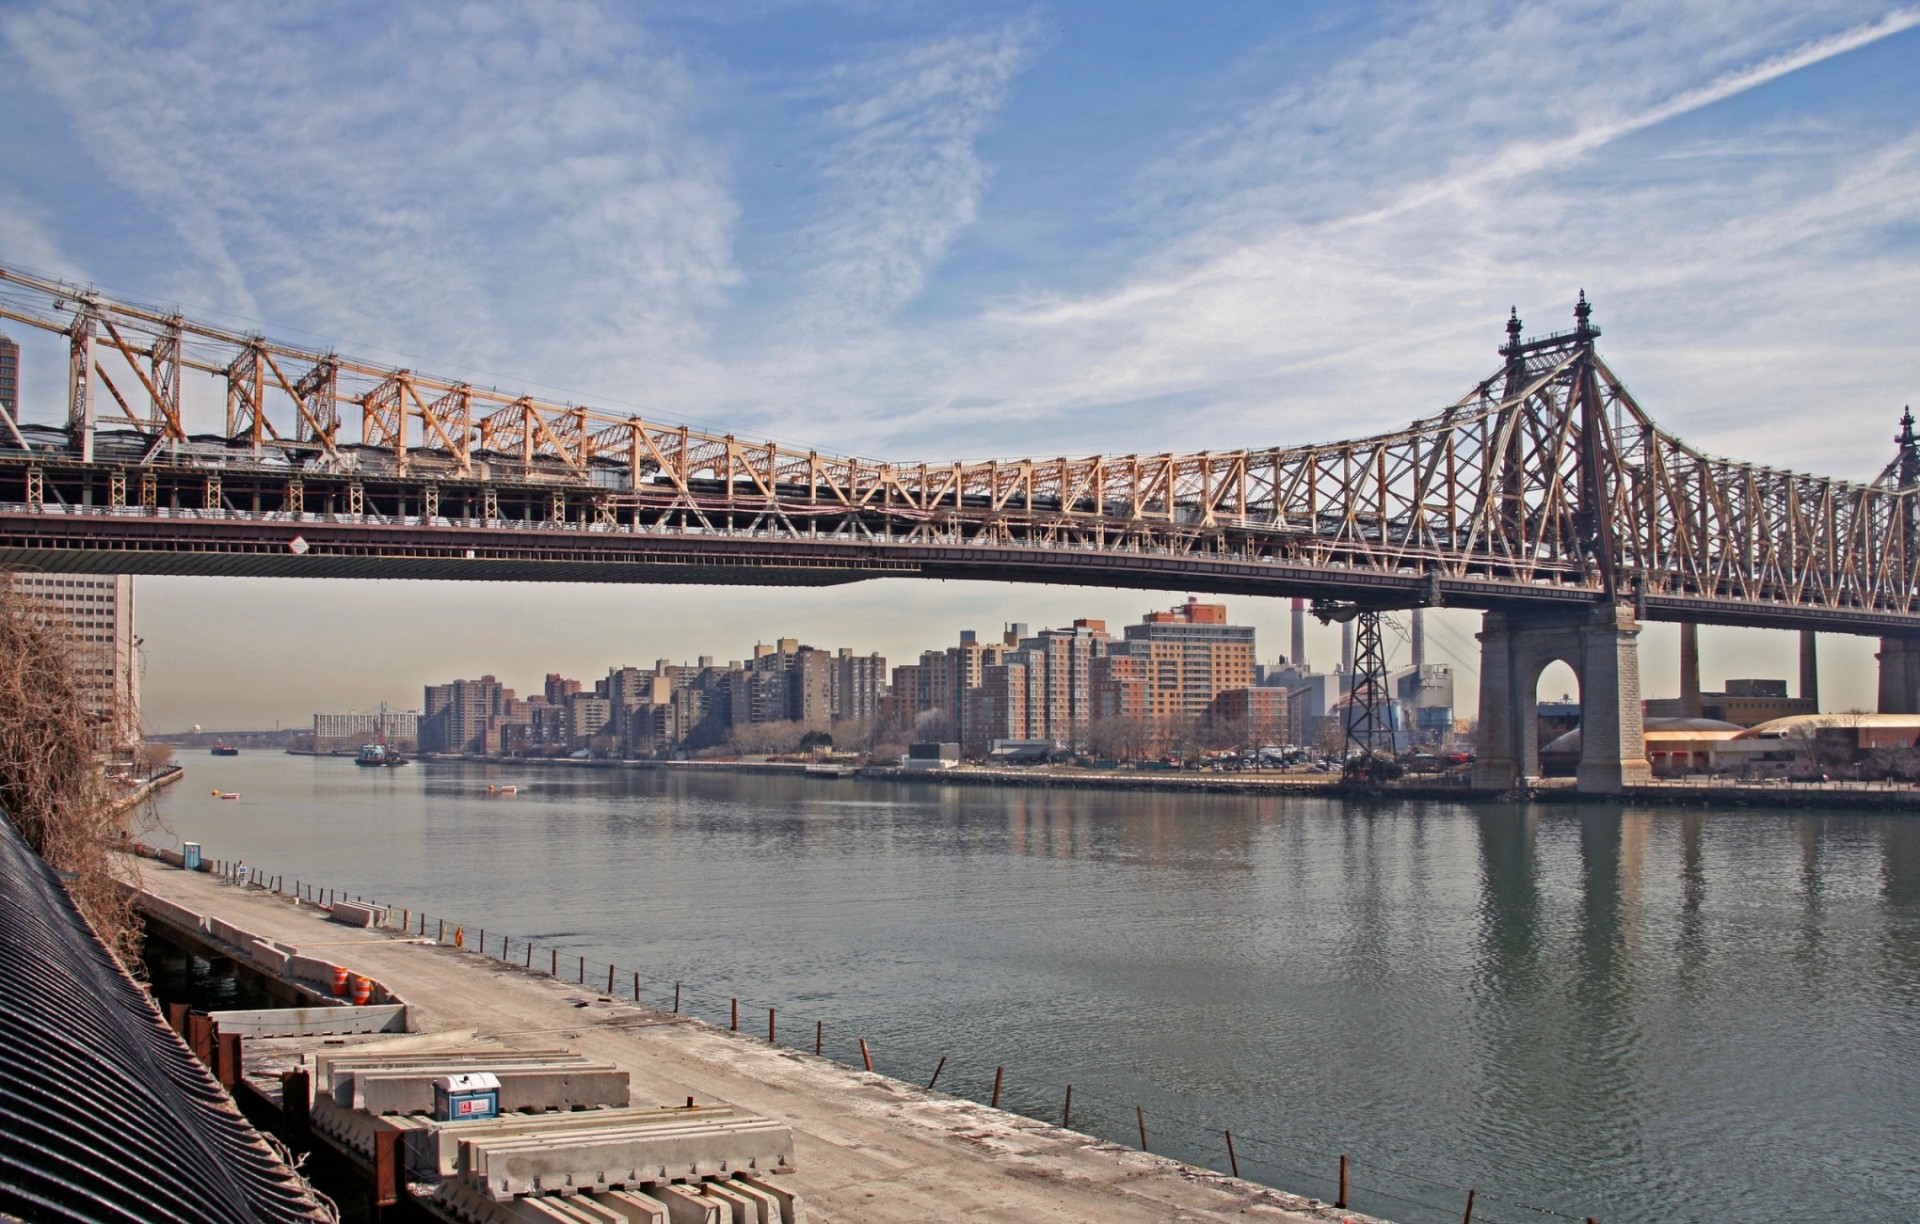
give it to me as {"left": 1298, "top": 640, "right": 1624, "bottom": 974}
{"left": 1, "top": 263, "right": 1915, "bottom": 634}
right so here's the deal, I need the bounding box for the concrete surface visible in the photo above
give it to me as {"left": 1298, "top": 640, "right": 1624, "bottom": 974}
{"left": 132, "top": 858, "right": 1384, "bottom": 1224}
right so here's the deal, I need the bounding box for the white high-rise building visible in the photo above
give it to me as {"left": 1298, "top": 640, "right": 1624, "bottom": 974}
{"left": 8, "top": 574, "right": 139, "bottom": 744}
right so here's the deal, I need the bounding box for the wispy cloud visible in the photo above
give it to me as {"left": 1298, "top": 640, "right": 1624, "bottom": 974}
{"left": 0, "top": 0, "right": 741, "bottom": 427}
{"left": 796, "top": 19, "right": 1039, "bottom": 329}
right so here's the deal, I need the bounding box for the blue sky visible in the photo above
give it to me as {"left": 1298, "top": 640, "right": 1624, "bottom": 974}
{"left": 3, "top": 1, "right": 1917, "bottom": 729}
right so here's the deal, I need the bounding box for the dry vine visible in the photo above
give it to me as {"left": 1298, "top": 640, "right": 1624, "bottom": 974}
{"left": 0, "top": 574, "right": 146, "bottom": 963}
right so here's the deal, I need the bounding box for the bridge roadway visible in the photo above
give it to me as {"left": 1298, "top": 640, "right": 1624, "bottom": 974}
{"left": 133, "top": 857, "right": 1381, "bottom": 1224}
{"left": 6, "top": 498, "right": 1918, "bottom": 637}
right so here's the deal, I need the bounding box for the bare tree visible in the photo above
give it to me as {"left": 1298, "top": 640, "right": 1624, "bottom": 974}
{"left": 0, "top": 577, "right": 146, "bottom": 963}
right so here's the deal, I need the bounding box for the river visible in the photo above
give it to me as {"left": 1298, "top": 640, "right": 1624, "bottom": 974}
{"left": 151, "top": 755, "right": 1920, "bottom": 1223}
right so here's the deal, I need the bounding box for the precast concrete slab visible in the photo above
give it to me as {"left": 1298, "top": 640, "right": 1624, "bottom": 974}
{"left": 329, "top": 900, "right": 389, "bottom": 928}
{"left": 734, "top": 1175, "right": 803, "bottom": 1224}
{"left": 641, "top": 1184, "right": 717, "bottom": 1224}
{"left": 339, "top": 1062, "right": 628, "bottom": 1115}
{"left": 702, "top": 1178, "right": 778, "bottom": 1224}
{"left": 406, "top": 1105, "right": 738, "bottom": 1177}
{"left": 459, "top": 1116, "right": 795, "bottom": 1200}
{"left": 311, "top": 1047, "right": 581, "bottom": 1091}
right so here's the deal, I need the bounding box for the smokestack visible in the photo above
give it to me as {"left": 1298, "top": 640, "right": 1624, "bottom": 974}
{"left": 1411, "top": 608, "right": 1426, "bottom": 670}
{"left": 1341, "top": 620, "right": 1354, "bottom": 674}
{"left": 1678, "top": 622, "right": 1702, "bottom": 718}
{"left": 1800, "top": 630, "right": 1819, "bottom": 710}
{"left": 1291, "top": 597, "right": 1307, "bottom": 668}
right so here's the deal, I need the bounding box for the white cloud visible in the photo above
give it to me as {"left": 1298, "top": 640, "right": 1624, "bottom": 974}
{"left": 0, "top": 0, "right": 741, "bottom": 429}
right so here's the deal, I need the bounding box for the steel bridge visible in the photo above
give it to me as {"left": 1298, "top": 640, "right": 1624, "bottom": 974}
{"left": 1, "top": 263, "right": 1916, "bottom": 636}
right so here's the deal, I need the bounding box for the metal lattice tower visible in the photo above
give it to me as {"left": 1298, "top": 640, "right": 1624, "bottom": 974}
{"left": 1343, "top": 610, "right": 1398, "bottom": 764}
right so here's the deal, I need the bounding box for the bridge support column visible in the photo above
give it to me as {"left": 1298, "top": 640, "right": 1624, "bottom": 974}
{"left": 1473, "top": 604, "right": 1650, "bottom": 794}
{"left": 1876, "top": 637, "right": 1920, "bottom": 714}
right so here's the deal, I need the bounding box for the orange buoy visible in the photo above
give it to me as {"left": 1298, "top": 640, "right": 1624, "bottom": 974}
{"left": 351, "top": 975, "right": 372, "bottom": 1005}
{"left": 332, "top": 966, "right": 350, "bottom": 996}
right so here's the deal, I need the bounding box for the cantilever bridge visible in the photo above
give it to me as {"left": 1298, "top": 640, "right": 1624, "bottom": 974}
{"left": 0, "top": 263, "right": 1916, "bottom": 635}
{"left": 5, "top": 262, "right": 1919, "bottom": 790}
{"left": 3, "top": 264, "right": 1917, "bottom": 640}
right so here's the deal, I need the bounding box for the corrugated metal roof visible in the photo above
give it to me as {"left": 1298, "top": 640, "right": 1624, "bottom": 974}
{"left": 0, "top": 813, "right": 332, "bottom": 1222}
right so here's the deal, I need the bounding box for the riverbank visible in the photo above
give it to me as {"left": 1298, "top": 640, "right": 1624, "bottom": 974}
{"left": 129, "top": 857, "right": 1381, "bottom": 1224}
{"left": 391, "top": 751, "right": 1920, "bottom": 811}
{"left": 111, "top": 762, "right": 184, "bottom": 816}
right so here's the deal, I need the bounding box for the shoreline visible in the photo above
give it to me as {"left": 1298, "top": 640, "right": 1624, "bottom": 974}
{"left": 334, "top": 751, "right": 1920, "bottom": 812}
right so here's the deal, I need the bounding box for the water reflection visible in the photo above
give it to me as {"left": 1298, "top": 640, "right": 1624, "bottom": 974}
{"left": 153, "top": 759, "right": 1920, "bottom": 1224}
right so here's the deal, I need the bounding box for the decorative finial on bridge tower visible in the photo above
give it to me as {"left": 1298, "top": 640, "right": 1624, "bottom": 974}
{"left": 1898, "top": 406, "right": 1919, "bottom": 490}
{"left": 1501, "top": 306, "right": 1522, "bottom": 360}
{"left": 1574, "top": 289, "right": 1593, "bottom": 334}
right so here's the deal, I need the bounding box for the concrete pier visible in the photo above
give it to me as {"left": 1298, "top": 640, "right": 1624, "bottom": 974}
{"left": 131, "top": 859, "right": 1382, "bottom": 1224}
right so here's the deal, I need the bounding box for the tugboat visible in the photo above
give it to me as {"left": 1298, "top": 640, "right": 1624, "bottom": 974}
{"left": 355, "top": 741, "right": 409, "bottom": 768}
{"left": 210, "top": 743, "right": 239, "bottom": 756}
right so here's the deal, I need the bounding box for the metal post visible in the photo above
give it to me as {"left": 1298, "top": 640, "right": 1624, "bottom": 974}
{"left": 1463, "top": 1188, "right": 1477, "bottom": 1223}
{"left": 991, "top": 1066, "right": 1003, "bottom": 1109}
{"left": 607, "top": 964, "right": 615, "bottom": 993}
{"left": 577, "top": 954, "right": 584, "bottom": 983}
{"left": 768, "top": 1007, "right": 776, "bottom": 1044}
{"left": 551, "top": 948, "right": 558, "bottom": 975}
{"left": 926, "top": 1056, "right": 945, "bottom": 1090}
{"left": 633, "top": 971, "right": 640, "bottom": 1002}
{"left": 1063, "top": 1084, "right": 1073, "bottom": 1128}
{"left": 815, "top": 1020, "right": 822, "bottom": 1055}
{"left": 1136, "top": 1106, "right": 1148, "bottom": 1152}
{"left": 1338, "top": 1155, "right": 1349, "bottom": 1209}
{"left": 731, "top": 998, "right": 738, "bottom": 1031}
{"left": 674, "top": 982, "right": 681, "bottom": 1013}
{"left": 859, "top": 1038, "right": 872, "bottom": 1072}
{"left": 1225, "top": 1130, "right": 1239, "bottom": 1179}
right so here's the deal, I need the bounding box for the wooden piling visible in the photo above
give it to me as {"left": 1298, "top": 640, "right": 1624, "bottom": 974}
{"left": 1225, "top": 1129, "right": 1238, "bottom": 1179}
{"left": 926, "top": 1056, "right": 945, "bottom": 1090}
{"left": 1462, "top": 1188, "right": 1476, "bottom": 1223}
{"left": 991, "top": 1066, "right": 1004, "bottom": 1109}
{"left": 280, "top": 1068, "right": 310, "bottom": 1143}
{"left": 551, "top": 948, "right": 558, "bottom": 975}
{"left": 674, "top": 982, "right": 681, "bottom": 1013}
{"left": 607, "top": 964, "right": 615, "bottom": 993}
{"left": 1338, "top": 1154, "right": 1349, "bottom": 1209}
{"left": 860, "top": 1038, "right": 872, "bottom": 1072}
{"left": 768, "top": 1007, "right": 776, "bottom": 1044}
{"left": 577, "top": 954, "right": 584, "bottom": 983}
{"left": 1063, "top": 1084, "right": 1073, "bottom": 1128}
{"left": 731, "top": 998, "right": 738, "bottom": 1031}
{"left": 633, "top": 971, "right": 640, "bottom": 1002}
{"left": 814, "top": 1019, "right": 822, "bottom": 1055}
{"left": 1136, "top": 1106, "right": 1147, "bottom": 1152}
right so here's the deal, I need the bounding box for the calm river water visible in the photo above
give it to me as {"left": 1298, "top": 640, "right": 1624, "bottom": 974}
{"left": 152, "top": 756, "right": 1920, "bottom": 1224}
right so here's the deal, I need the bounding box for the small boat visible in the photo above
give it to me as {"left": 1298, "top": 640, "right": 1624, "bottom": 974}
{"left": 210, "top": 744, "right": 239, "bottom": 756}
{"left": 486, "top": 784, "right": 518, "bottom": 795}
{"left": 217, "top": 792, "right": 240, "bottom": 801}
{"left": 355, "top": 742, "right": 410, "bottom": 768}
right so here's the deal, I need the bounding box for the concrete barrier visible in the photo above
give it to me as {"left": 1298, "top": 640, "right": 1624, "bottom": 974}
{"left": 208, "top": 1004, "right": 408, "bottom": 1038}
{"left": 287, "top": 954, "right": 344, "bottom": 989}
{"left": 137, "top": 894, "right": 208, "bottom": 934}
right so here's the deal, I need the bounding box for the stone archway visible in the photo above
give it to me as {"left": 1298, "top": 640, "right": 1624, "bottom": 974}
{"left": 1473, "top": 604, "right": 1650, "bottom": 792}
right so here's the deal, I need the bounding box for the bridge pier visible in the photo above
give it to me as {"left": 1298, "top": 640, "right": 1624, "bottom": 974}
{"left": 1876, "top": 636, "right": 1920, "bottom": 714}
{"left": 1473, "top": 604, "right": 1650, "bottom": 793}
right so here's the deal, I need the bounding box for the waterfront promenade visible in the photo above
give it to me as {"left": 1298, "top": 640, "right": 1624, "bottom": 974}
{"left": 131, "top": 857, "right": 1380, "bottom": 1224}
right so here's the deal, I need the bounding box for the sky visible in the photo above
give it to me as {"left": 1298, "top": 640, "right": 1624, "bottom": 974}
{"left": 1, "top": 0, "right": 1917, "bottom": 731}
